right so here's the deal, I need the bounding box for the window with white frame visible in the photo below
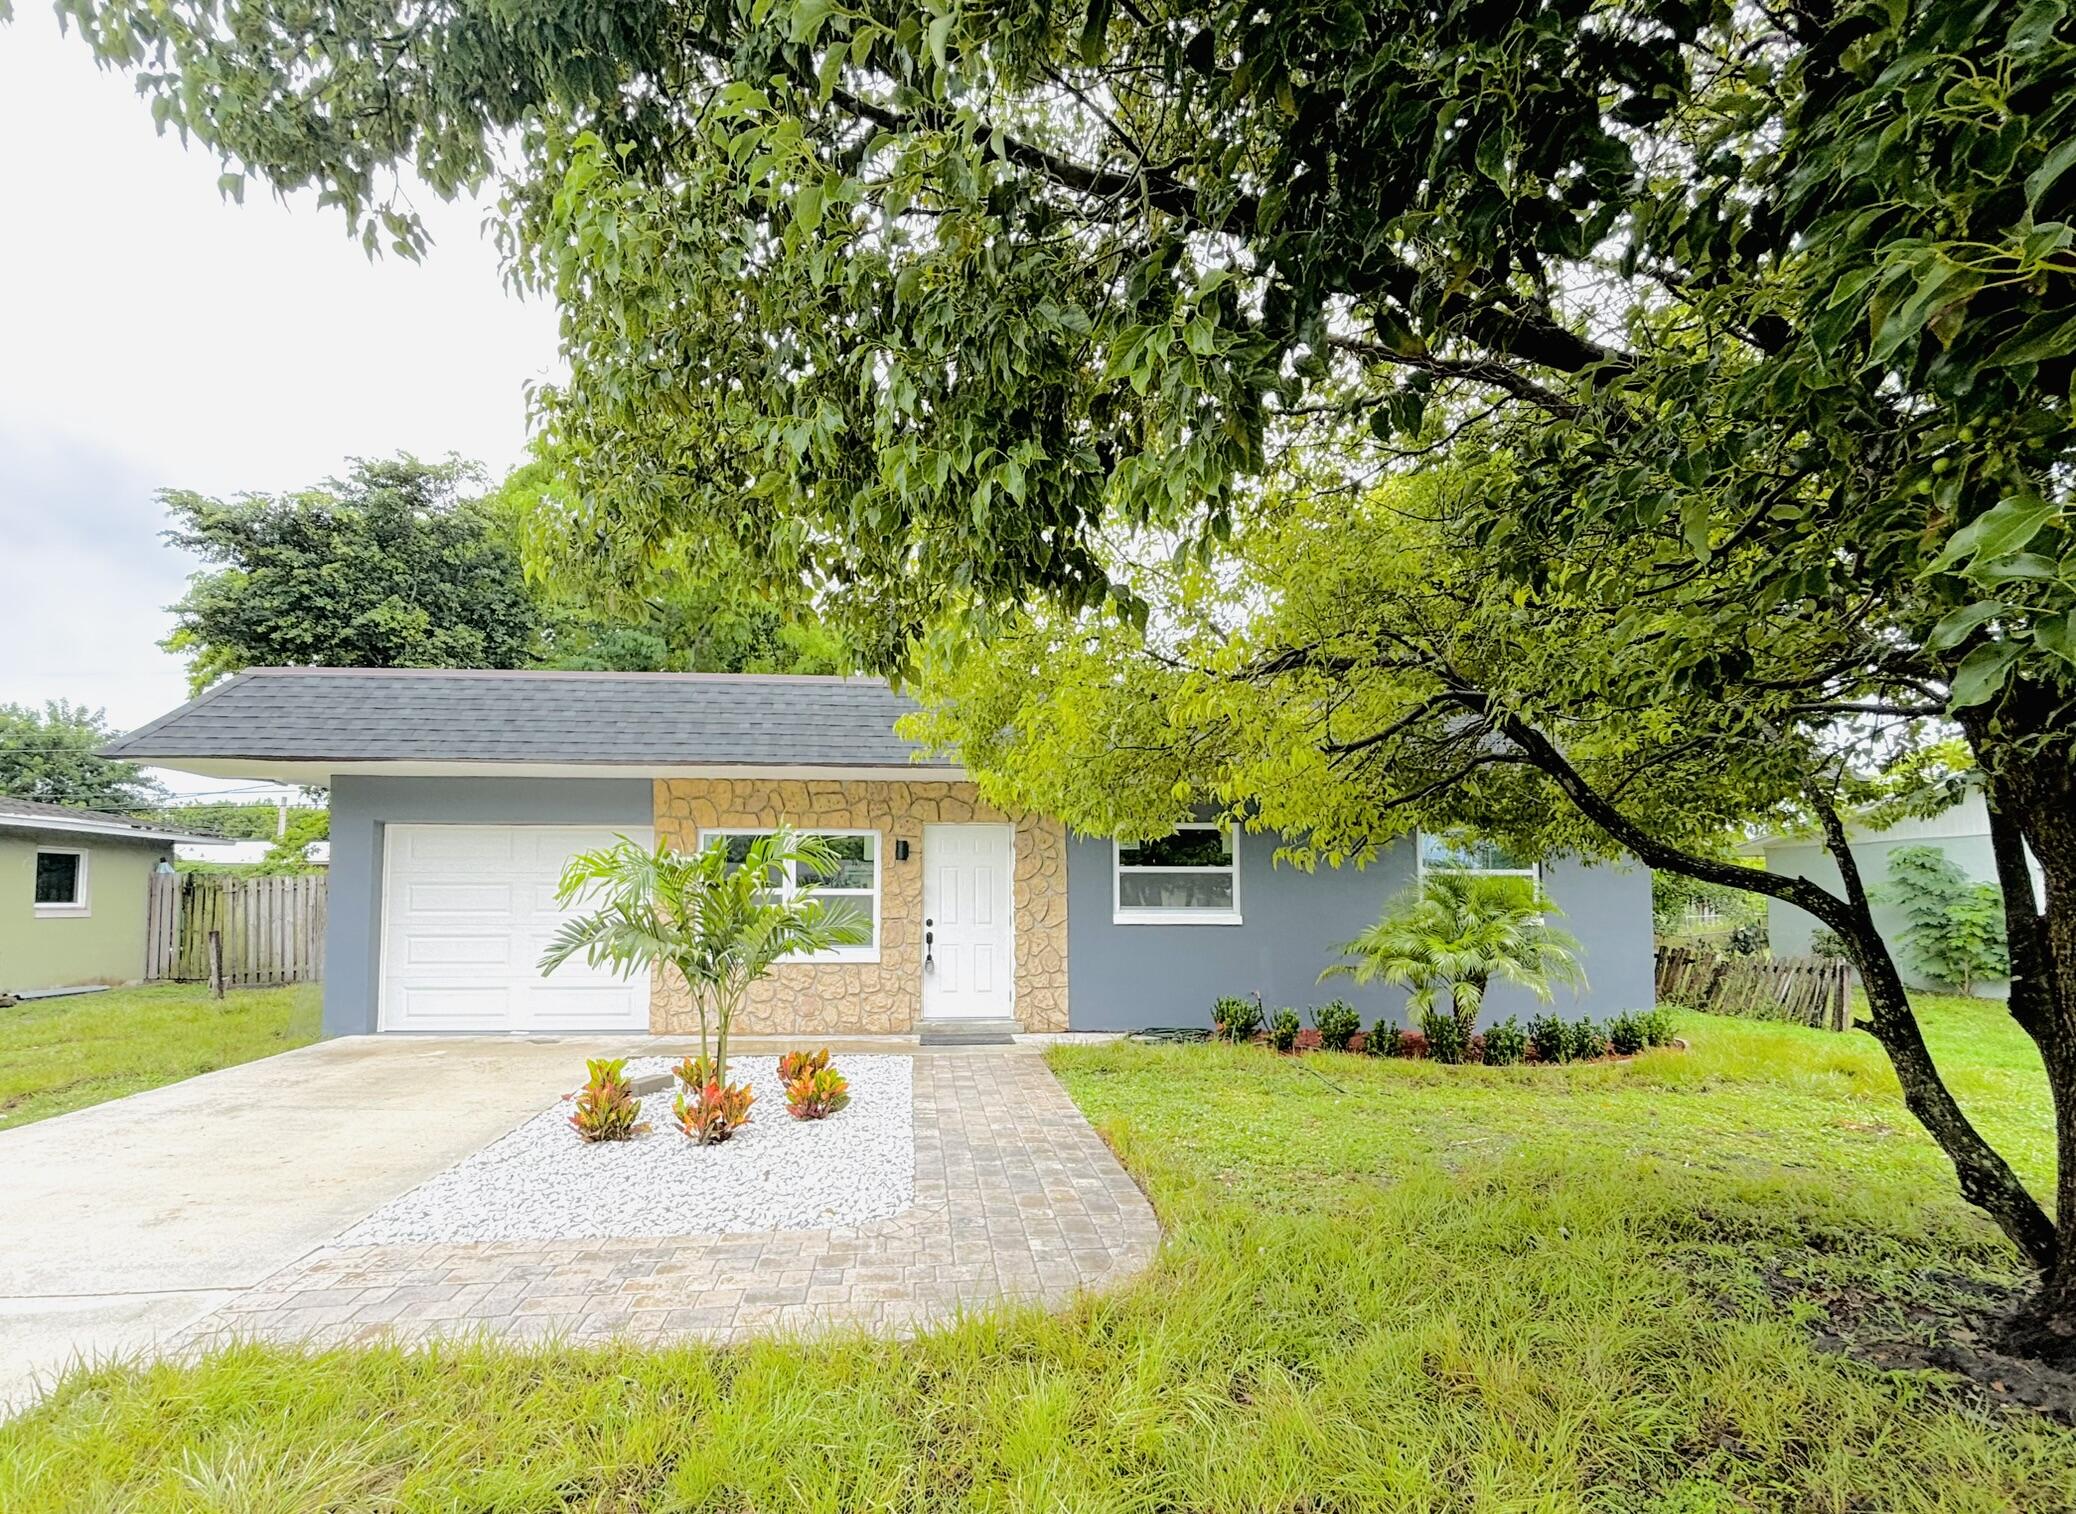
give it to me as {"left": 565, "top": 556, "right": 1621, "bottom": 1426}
{"left": 1416, "top": 832, "right": 1541, "bottom": 900}
{"left": 1113, "top": 824, "right": 1241, "bottom": 924}
{"left": 703, "top": 829, "right": 880, "bottom": 960}
{"left": 33, "top": 848, "right": 89, "bottom": 915}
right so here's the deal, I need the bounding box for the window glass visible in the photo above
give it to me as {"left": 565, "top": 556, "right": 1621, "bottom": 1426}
{"left": 703, "top": 830, "right": 879, "bottom": 952}
{"left": 1118, "top": 871, "right": 1236, "bottom": 910}
{"left": 1418, "top": 833, "right": 1536, "bottom": 874}
{"left": 1114, "top": 824, "right": 1241, "bottom": 920}
{"left": 34, "top": 852, "right": 81, "bottom": 905}
{"left": 1119, "top": 830, "right": 1232, "bottom": 869}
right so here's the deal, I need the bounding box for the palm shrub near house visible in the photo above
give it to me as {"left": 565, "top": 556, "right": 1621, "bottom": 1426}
{"left": 1213, "top": 994, "right": 1263, "bottom": 1044}
{"left": 1266, "top": 1008, "right": 1301, "bottom": 1053}
{"left": 568, "top": 1058, "right": 648, "bottom": 1142}
{"left": 1325, "top": 871, "right": 1586, "bottom": 1051}
{"left": 542, "top": 827, "right": 867, "bottom": 1144}
{"left": 1311, "top": 999, "right": 1361, "bottom": 1052}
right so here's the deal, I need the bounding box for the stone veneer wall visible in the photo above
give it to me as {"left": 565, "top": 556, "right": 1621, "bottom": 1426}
{"left": 650, "top": 778, "right": 1068, "bottom": 1035}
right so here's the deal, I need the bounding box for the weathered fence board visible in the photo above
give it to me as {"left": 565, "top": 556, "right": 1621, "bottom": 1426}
{"left": 1655, "top": 945, "right": 1851, "bottom": 1030}
{"left": 146, "top": 873, "right": 326, "bottom": 987}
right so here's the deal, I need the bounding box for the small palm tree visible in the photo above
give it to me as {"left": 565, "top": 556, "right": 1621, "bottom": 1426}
{"left": 1323, "top": 870, "right": 1586, "bottom": 1035}
{"left": 540, "top": 827, "right": 868, "bottom": 1094}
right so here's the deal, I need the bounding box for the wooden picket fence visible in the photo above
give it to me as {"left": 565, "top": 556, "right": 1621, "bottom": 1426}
{"left": 1655, "top": 945, "right": 1852, "bottom": 1031}
{"left": 146, "top": 873, "right": 326, "bottom": 988}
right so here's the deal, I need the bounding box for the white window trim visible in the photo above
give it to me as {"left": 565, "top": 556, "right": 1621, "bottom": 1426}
{"left": 699, "top": 827, "right": 882, "bottom": 963}
{"left": 33, "top": 846, "right": 90, "bottom": 917}
{"left": 1112, "top": 823, "right": 1243, "bottom": 926}
{"left": 1415, "top": 831, "right": 1542, "bottom": 894}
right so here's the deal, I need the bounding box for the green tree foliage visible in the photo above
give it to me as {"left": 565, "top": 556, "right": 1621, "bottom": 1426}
{"left": 485, "top": 463, "right": 852, "bottom": 675}
{"left": 1324, "top": 870, "right": 1585, "bottom": 1038}
{"left": 53, "top": 0, "right": 2076, "bottom": 1342}
{"left": 1878, "top": 845, "right": 2012, "bottom": 996}
{"left": 139, "top": 801, "right": 314, "bottom": 842}
{"left": 0, "top": 701, "right": 165, "bottom": 811}
{"left": 163, "top": 456, "right": 539, "bottom": 689}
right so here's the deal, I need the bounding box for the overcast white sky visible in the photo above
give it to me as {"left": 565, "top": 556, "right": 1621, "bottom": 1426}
{"left": 0, "top": 13, "right": 560, "bottom": 801}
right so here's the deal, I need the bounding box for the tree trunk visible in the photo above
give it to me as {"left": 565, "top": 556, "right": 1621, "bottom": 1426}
{"left": 1967, "top": 715, "right": 2076, "bottom": 1355}
{"left": 1806, "top": 791, "right": 2061, "bottom": 1285}
{"left": 1472, "top": 697, "right": 2067, "bottom": 1347}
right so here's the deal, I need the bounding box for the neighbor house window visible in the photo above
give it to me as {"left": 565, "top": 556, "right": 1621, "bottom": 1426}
{"left": 702, "top": 829, "right": 880, "bottom": 961}
{"left": 1417, "top": 832, "right": 1541, "bottom": 901}
{"left": 33, "top": 848, "right": 89, "bottom": 915}
{"left": 1113, "top": 824, "right": 1242, "bottom": 925}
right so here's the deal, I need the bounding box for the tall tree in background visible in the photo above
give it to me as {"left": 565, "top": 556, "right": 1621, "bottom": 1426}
{"left": 162, "top": 455, "right": 539, "bottom": 689}
{"left": 57, "top": 0, "right": 2076, "bottom": 1345}
{"left": 0, "top": 701, "right": 167, "bottom": 812}
{"left": 486, "top": 463, "right": 853, "bottom": 675}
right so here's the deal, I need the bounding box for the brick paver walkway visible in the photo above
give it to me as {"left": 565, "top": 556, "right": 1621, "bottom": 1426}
{"left": 181, "top": 1051, "right": 1158, "bottom": 1349}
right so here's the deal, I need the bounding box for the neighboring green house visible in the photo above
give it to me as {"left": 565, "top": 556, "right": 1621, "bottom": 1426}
{"left": 0, "top": 798, "right": 217, "bottom": 994}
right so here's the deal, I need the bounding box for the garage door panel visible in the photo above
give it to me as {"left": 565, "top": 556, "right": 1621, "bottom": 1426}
{"left": 402, "top": 881, "right": 513, "bottom": 914}
{"left": 400, "top": 932, "right": 512, "bottom": 967}
{"left": 381, "top": 824, "right": 653, "bottom": 1033}
{"left": 387, "top": 985, "right": 516, "bottom": 1032}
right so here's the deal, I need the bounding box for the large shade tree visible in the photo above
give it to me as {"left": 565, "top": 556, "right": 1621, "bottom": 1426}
{"left": 50, "top": 0, "right": 2076, "bottom": 1343}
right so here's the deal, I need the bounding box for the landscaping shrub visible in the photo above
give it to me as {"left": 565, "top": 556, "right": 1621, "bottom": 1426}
{"left": 568, "top": 1058, "right": 649, "bottom": 1142}
{"left": 1528, "top": 1013, "right": 1569, "bottom": 1064}
{"left": 1640, "top": 1008, "right": 1678, "bottom": 1046}
{"left": 777, "top": 1047, "right": 831, "bottom": 1083}
{"left": 1482, "top": 1016, "right": 1528, "bottom": 1066}
{"left": 673, "top": 1079, "right": 756, "bottom": 1144}
{"left": 1607, "top": 1012, "right": 1648, "bottom": 1056}
{"left": 1418, "top": 1006, "right": 1469, "bottom": 1064}
{"left": 1311, "top": 999, "right": 1361, "bottom": 1051}
{"left": 784, "top": 1064, "right": 850, "bottom": 1120}
{"left": 1214, "top": 994, "right": 1263, "bottom": 1043}
{"left": 1266, "top": 1007, "right": 1301, "bottom": 1052}
{"left": 1565, "top": 1018, "right": 1610, "bottom": 1062}
{"left": 673, "top": 1054, "right": 717, "bottom": 1091}
{"left": 1365, "top": 1017, "right": 1403, "bottom": 1057}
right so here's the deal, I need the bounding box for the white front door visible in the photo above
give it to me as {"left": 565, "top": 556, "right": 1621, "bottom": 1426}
{"left": 379, "top": 824, "right": 653, "bottom": 1034}
{"left": 921, "top": 823, "right": 1015, "bottom": 1020}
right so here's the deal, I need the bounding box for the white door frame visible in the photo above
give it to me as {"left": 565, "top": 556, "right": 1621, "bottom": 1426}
{"left": 920, "top": 821, "right": 1016, "bottom": 1020}
{"left": 376, "top": 821, "right": 653, "bottom": 1034}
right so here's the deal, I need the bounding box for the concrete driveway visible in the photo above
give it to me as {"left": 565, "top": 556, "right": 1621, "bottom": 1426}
{"left": 0, "top": 1034, "right": 684, "bottom": 1411}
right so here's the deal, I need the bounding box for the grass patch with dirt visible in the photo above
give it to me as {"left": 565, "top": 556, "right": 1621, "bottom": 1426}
{"left": 0, "top": 981, "right": 323, "bottom": 1130}
{"left": 0, "top": 998, "right": 2070, "bottom": 1511}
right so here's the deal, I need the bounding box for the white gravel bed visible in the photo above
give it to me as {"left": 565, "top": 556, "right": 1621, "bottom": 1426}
{"left": 341, "top": 1054, "right": 915, "bottom": 1244}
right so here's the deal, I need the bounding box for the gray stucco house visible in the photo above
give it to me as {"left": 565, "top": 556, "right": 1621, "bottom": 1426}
{"left": 107, "top": 668, "right": 1656, "bottom": 1037}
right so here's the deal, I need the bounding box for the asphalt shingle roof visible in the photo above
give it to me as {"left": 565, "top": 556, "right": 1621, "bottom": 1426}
{"left": 0, "top": 795, "right": 219, "bottom": 844}
{"left": 102, "top": 668, "right": 950, "bottom": 769}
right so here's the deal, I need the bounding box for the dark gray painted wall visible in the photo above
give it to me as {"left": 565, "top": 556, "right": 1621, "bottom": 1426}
{"left": 325, "top": 776, "right": 653, "bottom": 1036}
{"left": 1063, "top": 831, "right": 1655, "bottom": 1032}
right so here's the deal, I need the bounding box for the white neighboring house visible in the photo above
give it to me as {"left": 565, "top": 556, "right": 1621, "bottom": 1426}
{"left": 174, "top": 838, "right": 330, "bottom": 867}
{"left": 1751, "top": 790, "right": 2045, "bottom": 999}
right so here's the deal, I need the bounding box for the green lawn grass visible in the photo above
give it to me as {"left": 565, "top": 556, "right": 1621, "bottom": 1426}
{"left": 0, "top": 999, "right": 2069, "bottom": 1511}
{"left": 0, "top": 981, "right": 323, "bottom": 1131}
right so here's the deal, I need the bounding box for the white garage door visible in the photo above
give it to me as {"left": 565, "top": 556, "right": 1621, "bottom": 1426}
{"left": 379, "top": 824, "right": 653, "bottom": 1034}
